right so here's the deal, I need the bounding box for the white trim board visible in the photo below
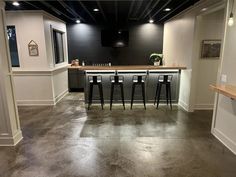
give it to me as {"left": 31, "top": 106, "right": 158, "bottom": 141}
{"left": 54, "top": 89, "right": 68, "bottom": 104}
{"left": 12, "top": 65, "right": 68, "bottom": 76}
{"left": 212, "top": 128, "right": 236, "bottom": 155}
{"left": 178, "top": 100, "right": 193, "bottom": 112}
{"left": 194, "top": 104, "right": 214, "bottom": 110}
{"left": 16, "top": 99, "right": 55, "bottom": 106}
{"left": 16, "top": 90, "right": 68, "bottom": 106}
{"left": 0, "top": 130, "right": 23, "bottom": 146}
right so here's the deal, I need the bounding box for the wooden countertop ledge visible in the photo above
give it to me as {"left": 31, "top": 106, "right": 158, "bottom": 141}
{"left": 210, "top": 84, "right": 236, "bottom": 100}
{"left": 68, "top": 65, "right": 187, "bottom": 70}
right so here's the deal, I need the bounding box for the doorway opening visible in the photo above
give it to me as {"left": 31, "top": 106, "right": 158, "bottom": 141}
{"left": 193, "top": 7, "right": 226, "bottom": 111}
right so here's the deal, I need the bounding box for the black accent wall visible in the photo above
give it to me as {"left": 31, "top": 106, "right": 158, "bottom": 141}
{"left": 67, "top": 23, "right": 163, "bottom": 65}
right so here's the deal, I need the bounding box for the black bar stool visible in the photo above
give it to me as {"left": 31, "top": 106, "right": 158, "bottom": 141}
{"left": 88, "top": 75, "right": 104, "bottom": 110}
{"left": 131, "top": 75, "right": 147, "bottom": 109}
{"left": 110, "top": 75, "right": 125, "bottom": 110}
{"left": 154, "top": 75, "right": 173, "bottom": 109}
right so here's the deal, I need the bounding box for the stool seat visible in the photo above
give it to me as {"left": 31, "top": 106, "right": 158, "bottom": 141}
{"left": 133, "top": 79, "right": 145, "bottom": 83}
{"left": 111, "top": 80, "right": 123, "bottom": 83}
{"left": 89, "top": 80, "right": 101, "bottom": 83}
{"left": 158, "top": 79, "right": 171, "bottom": 83}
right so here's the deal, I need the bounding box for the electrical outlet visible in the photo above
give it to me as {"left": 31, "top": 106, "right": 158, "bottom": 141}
{"left": 221, "top": 74, "right": 227, "bottom": 83}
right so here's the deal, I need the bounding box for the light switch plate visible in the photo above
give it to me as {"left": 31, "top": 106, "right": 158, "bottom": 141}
{"left": 221, "top": 74, "right": 227, "bottom": 83}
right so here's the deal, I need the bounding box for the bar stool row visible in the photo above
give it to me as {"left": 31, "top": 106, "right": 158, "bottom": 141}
{"left": 88, "top": 74, "right": 173, "bottom": 110}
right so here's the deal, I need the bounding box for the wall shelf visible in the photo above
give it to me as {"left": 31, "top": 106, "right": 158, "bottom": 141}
{"left": 210, "top": 84, "right": 236, "bottom": 100}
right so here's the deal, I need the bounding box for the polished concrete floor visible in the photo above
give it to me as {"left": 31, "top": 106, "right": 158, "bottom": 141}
{"left": 0, "top": 93, "right": 236, "bottom": 177}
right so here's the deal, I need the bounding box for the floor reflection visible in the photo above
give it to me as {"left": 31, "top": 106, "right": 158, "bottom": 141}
{"left": 0, "top": 93, "right": 236, "bottom": 177}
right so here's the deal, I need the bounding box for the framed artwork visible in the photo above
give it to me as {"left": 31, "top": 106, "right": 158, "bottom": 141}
{"left": 201, "top": 40, "right": 221, "bottom": 59}
{"left": 28, "top": 40, "right": 39, "bottom": 56}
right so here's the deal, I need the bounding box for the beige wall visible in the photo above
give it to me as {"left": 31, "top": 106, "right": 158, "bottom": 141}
{"left": 52, "top": 68, "right": 68, "bottom": 103}
{"left": 164, "top": 0, "right": 236, "bottom": 154}
{"left": 163, "top": 15, "right": 195, "bottom": 68}
{"left": 6, "top": 12, "right": 48, "bottom": 70}
{"left": 194, "top": 10, "right": 225, "bottom": 110}
{"left": 163, "top": 0, "right": 225, "bottom": 111}
{"left": 163, "top": 13, "right": 195, "bottom": 111}
{"left": 13, "top": 73, "right": 54, "bottom": 105}
{"left": 212, "top": 0, "right": 236, "bottom": 154}
{"left": 6, "top": 11, "right": 68, "bottom": 106}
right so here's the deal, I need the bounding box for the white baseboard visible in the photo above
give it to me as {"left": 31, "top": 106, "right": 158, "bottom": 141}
{"left": 54, "top": 89, "right": 68, "bottom": 104}
{"left": 0, "top": 130, "right": 23, "bottom": 146}
{"left": 16, "top": 90, "right": 68, "bottom": 106}
{"left": 16, "top": 99, "right": 55, "bottom": 106}
{"left": 178, "top": 100, "right": 192, "bottom": 112}
{"left": 212, "top": 128, "right": 236, "bottom": 155}
{"left": 194, "top": 104, "right": 214, "bottom": 110}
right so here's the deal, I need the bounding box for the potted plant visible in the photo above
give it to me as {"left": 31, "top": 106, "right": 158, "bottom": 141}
{"left": 71, "top": 59, "right": 79, "bottom": 66}
{"left": 149, "top": 53, "right": 163, "bottom": 66}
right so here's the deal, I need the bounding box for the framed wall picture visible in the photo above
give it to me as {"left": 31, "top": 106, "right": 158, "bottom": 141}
{"left": 201, "top": 40, "right": 221, "bottom": 59}
{"left": 28, "top": 40, "right": 39, "bottom": 56}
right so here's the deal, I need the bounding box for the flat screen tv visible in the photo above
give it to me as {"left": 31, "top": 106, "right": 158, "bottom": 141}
{"left": 101, "top": 29, "right": 129, "bottom": 48}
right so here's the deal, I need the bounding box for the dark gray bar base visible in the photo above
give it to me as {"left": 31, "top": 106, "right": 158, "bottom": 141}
{"left": 84, "top": 69, "right": 180, "bottom": 104}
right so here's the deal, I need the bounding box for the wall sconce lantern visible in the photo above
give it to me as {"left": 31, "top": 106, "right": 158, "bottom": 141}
{"left": 228, "top": 0, "right": 234, "bottom": 26}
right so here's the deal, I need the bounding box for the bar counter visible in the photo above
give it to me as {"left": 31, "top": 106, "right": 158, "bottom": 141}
{"left": 68, "top": 65, "right": 186, "bottom": 104}
{"left": 68, "top": 65, "right": 187, "bottom": 70}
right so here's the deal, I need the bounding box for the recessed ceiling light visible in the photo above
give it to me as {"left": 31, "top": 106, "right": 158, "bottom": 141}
{"left": 76, "top": 19, "right": 81, "bottom": 24}
{"left": 12, "top": 1, "right": 20, "bottom": 6}
{"left": 118, "top": 31, "right": 122, "bottom": 34}
{"left": 93, "top": 8, "right": 99, "bottom": 12}
{"left": 149, "top": 19, "right": 154, "bottom": 23}
{"left": 164, "top": 8, "right": 171, "bottom": 12}
{"left": 201, "top": 8, "right": 208, "bottom": 11}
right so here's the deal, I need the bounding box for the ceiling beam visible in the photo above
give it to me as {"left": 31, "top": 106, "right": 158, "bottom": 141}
{"left": 158, "top": 0, "right": 190, "bottom": 22}
{"left": 77, "top": 1, "right": 96, "bottom": 22}
{"left": 57, "top": 0, "right": 85, "bottom": 22}
{"left": 23, "top": 1, "right": 41, "bottom": 10}
{"left": 127, "top": 0, "right": 135, "bottom": 21}
{"left": 142, "top": 0, "right": 161, "bottom": 19}
{"left": 132, "top": 0, "right": 143, "bottom": 17}
{"left": 138, "top": 0, "right": 154, "bottom": 20}
{"left": 150, "top": 0, "right": 172, "bottom": 19}
{"left": 115, "top": 0, "right": 118, "bottom": 23}
{"left": 40, "top": 1, "right": 63, "bottom": 16}
{"left": 96, "top": 0, "right": 108, "bottom": 22}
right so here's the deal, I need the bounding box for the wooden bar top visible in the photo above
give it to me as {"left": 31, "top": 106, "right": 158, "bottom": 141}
{"left": 210, "top": 84, "right": 236, "bottom": 100}
{"left": 68, "top": 65, "right": 187, "bottom": 70}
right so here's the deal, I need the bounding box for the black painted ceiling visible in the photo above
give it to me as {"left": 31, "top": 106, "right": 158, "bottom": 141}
{"left": 5, "top": 0, "right": 200, "bottom": 25}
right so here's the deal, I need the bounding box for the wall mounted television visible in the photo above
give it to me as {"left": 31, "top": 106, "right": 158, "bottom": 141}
{"left": 101, "top": 29, "right": 129, "bottom": 48}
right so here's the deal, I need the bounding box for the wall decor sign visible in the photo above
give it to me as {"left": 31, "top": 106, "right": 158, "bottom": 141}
{"left": 201, "top": 40, "right": 221, "bottom": 59}
{"left": 28, "top": 40, "right": 39, "bottom": 56}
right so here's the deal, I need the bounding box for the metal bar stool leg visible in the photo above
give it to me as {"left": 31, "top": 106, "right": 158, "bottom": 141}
{"left": 141, "top": 83, "right": 146, "bottom": 110}
{"left": 156, "top": 83, "right": 162, "bottom": 109}
{"left": 131, "top": 83, "right": 136, "bottom": 109}
{"left": 88, "top": 83, "right": 93, "bottom": 110}
{"left": 166, "top": 84, "right": 169, "bottom": 106}
{"left": 154, "top": 82, "right": 159, "bottom": 105}
{"left": 120, "top": 83, "right": 125, "bottom": 110}
{"left": 110, "top": 83, "right": 114, "bottom": 110}
{"left": 98, "top": 84, "right": 104, "bottom": 110}
{"left": 168, "top": 83, "right": 172, "bottom": 110}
